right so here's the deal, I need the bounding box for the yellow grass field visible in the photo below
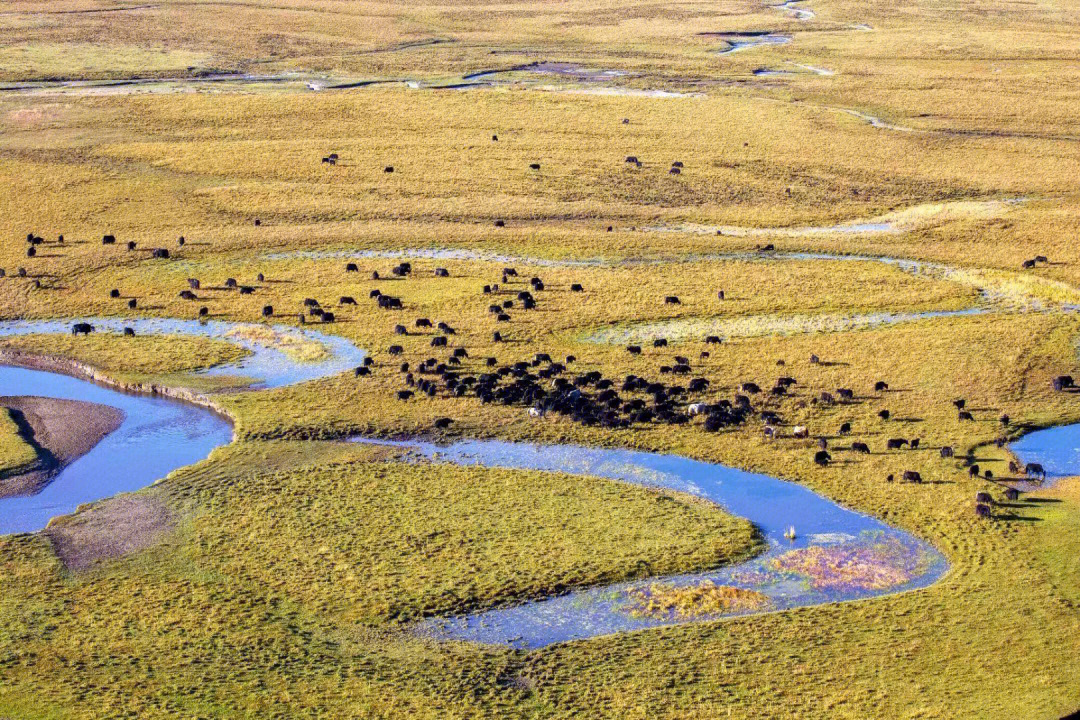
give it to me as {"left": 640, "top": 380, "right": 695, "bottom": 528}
{"left": 0, "top": 0, "right": 1079, "bottom": 717}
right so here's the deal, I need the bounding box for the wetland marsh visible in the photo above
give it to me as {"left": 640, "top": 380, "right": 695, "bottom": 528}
{"left": 1, "top": 0, "right": 1079, "bottom": 717}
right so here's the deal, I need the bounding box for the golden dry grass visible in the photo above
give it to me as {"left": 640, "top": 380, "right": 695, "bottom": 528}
{"left": 0, "top": 0, "right": 1079, "bottom": 716}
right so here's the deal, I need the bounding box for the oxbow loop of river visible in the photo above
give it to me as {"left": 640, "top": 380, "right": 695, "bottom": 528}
{"left": 0, "top": 319, "right": 368, "bottom": 534}
{"left": 351, "top": 438, "right": 950, "bottom": 648}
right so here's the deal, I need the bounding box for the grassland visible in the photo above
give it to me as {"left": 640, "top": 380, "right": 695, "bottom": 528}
{"left": 0, "top": 332, "right": 250, "bottom": 383}
{"left": 0, "top": 0, "right": 1079, "bottom": 717}
{"left": 0, "top": 407, "right": 39, "bottom": 478}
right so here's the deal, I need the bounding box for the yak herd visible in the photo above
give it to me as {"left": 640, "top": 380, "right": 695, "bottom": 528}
{"left": 34, "top": 229, "right": 1069, "bottom": 522}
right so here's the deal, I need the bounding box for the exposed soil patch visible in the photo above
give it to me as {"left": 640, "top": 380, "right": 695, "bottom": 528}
{"left": 44, "top": 494, "right": 173, "bottom": 572}
{"left": 0, "top": 395, "right": 124, "bottom": 498}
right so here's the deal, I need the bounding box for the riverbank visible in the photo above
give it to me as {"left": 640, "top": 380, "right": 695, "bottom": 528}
{"left": 0, "top": 349, "right": 235, "bottom": 431}
{"left": 0, "top": 396, "right": 124, "bottom": 498}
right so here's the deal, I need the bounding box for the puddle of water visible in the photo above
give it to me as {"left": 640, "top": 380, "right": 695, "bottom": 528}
{"left": 0, "top": 365, "right": 232, "bottom": 534}
{"left": 351, "top": 438, "right": 947, "bottom": 648}
{"left": 0, "top": 318, "right": 366, "bottom": 389}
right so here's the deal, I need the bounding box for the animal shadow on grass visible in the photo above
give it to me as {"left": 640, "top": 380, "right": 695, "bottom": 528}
{"left": 992, "top": 510, "right": 1042, "bottom": 522}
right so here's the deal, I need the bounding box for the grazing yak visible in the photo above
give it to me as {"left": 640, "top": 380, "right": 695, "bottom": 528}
{"left": 874, "top": 380, "right": 889, "bottom": 392}
{"left": 1025, "top": 462, "right": 1046, "bottom": 480}
{"left": 123, "top": 327, "right": 135, "bottom": 337}
{"left": 71, "top": 322, "right": 93, "bottom": 336}
{"left": 340, "top": 296, "right": 357, "bottom": 305}
{"left": 903, "top": 471, "right": 923, "bottom": 483}
{"left": 664, "top": 296, "right": 680, "bottom": 305}
{"left": 262, "top": 305, "right": 273, "bottom": 317}
{"left": 110, "top": 289, "right": 121, "bottom": 298}
{"left": 705, "top": 336, "right": 722, "bottom": 345}
{"left": 878, "top": 409, "right": 891, "bottom": 420}
{"left": 887, "top": 438, "right": 908, "bottom": 450}
{"left": 975, "top": 504, "right": 992, "bottom": 518}
{"left": 958, "top": 410, "right": 975, "bottom": 421}
{"left": 792, "top": 426, "right": 809, "bottom": 439}
{"left": 839, "top": 422, "right": 851, "bottom": 435}
{"left": 345, "top": 263, "right": 359, "bottom": 272}
{"left": 814, "top": 450, "right": 831, "bottom": 466}
{"left": 180, "top": 289, "right": 198, "bottom": 300}
{"left": 851, "top": 442, "right": 871, "bottom": 454}
{"left": 571, "top": 283, "right": 584, "bottom": 292}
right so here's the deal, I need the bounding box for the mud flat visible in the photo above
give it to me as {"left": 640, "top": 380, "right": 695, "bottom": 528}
{"left": 0, "top": 396, "right": 124, "bottom": 498}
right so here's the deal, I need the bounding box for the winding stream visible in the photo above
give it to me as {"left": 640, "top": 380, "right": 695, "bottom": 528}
{"left": 0, "top": 318, "right": 367, "bottom": 389}
{"left": 353, "top": 437, "right": 948, "bottom": 648}
{"left": 0, "top": 319, "right": 365, "bottom": 533}
{"left": 0, "top": 364, "right": 231, "bottom": 534}
{"left": 0, "top": 312, "right": 1070, "bottom": 650}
